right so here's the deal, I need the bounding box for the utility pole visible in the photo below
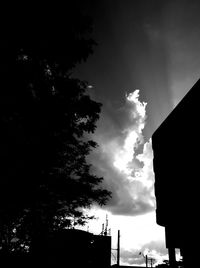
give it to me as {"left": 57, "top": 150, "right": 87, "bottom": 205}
{"left": 150, "top": 258, "right": 153, "bottom": 267}
{"left": 117, "top": 230, "right": 120, "bottom": 267}
{"left": 145, "top": 254, "right": 148, "bottom": 268}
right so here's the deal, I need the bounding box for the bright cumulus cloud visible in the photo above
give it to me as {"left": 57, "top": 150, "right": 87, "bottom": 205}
{"left": 82, "top": 89, "right": 167, "bottom": 266}
{"left": 113, "top": 90, "right": 147, "bottom": 176}
{"left": 89, "top": 89, "right": 155, "bottom": 216}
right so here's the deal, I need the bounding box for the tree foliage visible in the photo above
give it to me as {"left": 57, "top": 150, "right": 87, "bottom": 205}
{"left": 0, "top": 3, "right": 111, "bottom": 253}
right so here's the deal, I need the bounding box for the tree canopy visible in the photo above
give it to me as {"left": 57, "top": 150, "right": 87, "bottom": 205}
{"left": 0, "top": 3, "right": 111, "bottom": 253}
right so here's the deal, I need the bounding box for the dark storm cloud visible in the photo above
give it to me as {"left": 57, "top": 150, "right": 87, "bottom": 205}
{"left": 75, "top": 0, "right": 200, "bottom": 143}
{"left": 75, "top": 0, "right": 175, "bottom": 139}
{"left": 160, "top": 0, "right": 200, "bottom": 106}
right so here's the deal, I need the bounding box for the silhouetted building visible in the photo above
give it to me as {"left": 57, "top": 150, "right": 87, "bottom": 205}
{"left": 152, "top": 79, "right": 200, "bottom": 267}
{"left": 34, "top": 228, "right": 111, "bottom": 268}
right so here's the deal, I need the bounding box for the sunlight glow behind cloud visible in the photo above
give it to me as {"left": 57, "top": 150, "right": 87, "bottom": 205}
{"left": 83, "top": 89, "right": 166, "bottom": 266}
{"left": 113, "top": 90, "right": 147, "bottom": 179}
{"left": 89, "top": 89, "right": 155, "bottom": 216}
{"left": 127, "top": 90, "right": 147, "bottom": 121}
{"left": 110, "top": 89, "right": 155, "bottom": 211}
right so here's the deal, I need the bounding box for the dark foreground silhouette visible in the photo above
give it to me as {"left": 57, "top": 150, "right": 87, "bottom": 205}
{"left": 0, "top": 229, "right": 111, "bottom": 268}
{"left": 152, "top": 78, "right": 200, "bottom": 267}
{"left": 0, "top": 2, "right": 111, "bottom": 263}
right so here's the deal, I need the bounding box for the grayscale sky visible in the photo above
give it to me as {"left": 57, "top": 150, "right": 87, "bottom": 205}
{"left": 74, "top": 0, "right": 200, "bottom": 265}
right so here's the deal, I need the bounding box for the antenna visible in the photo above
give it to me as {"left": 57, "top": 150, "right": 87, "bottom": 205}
{"left": 104, "top": 214, "right": 108, "bottom": 236}
{"left": 100, "top": 214, "right": 110, "bottom": 236}
{"left": 108, "top": 228, "right": 111, "bottom": 236}
{"left": 101, "top": 223, "right": 104, "bottom": 235}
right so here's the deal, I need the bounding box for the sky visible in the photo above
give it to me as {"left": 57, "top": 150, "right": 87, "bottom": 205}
{"left": 74, "top": 0, "right": 200, "bottom": 266}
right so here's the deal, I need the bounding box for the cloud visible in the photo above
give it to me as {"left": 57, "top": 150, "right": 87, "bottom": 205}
{"left": 89, "top": 90, "right": 155, "bottom": 216}
{"left": 120, "top": 249, "right": 145, "bottom": 266}
{"left": 120, "top": 240, "right": 168, "bottom": 266}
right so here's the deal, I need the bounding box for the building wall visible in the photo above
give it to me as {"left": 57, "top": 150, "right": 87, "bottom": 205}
{"left": 152, "top": 79, "right": 200, "bottom": 255}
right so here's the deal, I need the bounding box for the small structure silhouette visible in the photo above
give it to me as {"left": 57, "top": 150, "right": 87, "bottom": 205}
{"left": 152, "top": 78, "right": 200, "bottom": 267}
{"left": 33, "top": 228, "right": 111, "bottom": 267}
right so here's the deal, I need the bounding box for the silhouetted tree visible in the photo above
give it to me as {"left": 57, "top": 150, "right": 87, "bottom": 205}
{"left": 0, "top": 3, "right": 111, "bottom": 253}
